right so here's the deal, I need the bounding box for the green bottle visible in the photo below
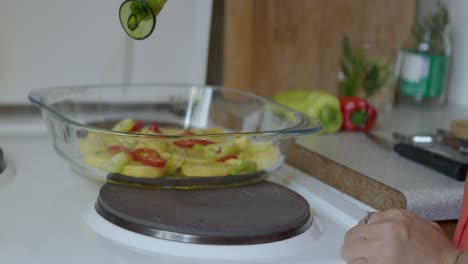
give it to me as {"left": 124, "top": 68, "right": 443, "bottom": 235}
{"left": 119, "top": 0, "right": 168, "bottom": 40}
{"left": 398, "top": 2, "right": 451, "bottom": 105}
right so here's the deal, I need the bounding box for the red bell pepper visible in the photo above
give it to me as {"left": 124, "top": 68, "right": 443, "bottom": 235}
{"left": 339, "top": 97, "right": 377, "bottom": 132}
{"left": 148, "top": 121, "right": 162, "bottom": 133}
{"left": 132, "top": 148, "right": 167, "bottom": 168}
{"left": 107, "top": 145, "right": 133, "bottom": 155}
{"left": 130, "top": 120, "right": 143, "bottom": 132}
{"left": 183, "top": 130, "right": 195, "bottom": 135}
{"left": 173, "top": 139, "right": 215, "bottom": 148}
{"left": 217, "top": 155, "right": 238, "bottom": 162}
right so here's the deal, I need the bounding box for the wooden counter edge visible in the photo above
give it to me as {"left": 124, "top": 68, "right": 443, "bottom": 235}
{"left": 285, "top": 143, "right": 457, "bottom": 239}
{"left": 285, "top": 143, "right": 407, "bottom": 210}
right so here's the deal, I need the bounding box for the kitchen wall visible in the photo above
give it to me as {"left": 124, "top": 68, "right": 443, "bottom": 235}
{"left": 221, "top": 0, "right": 416, "bottom": 99}
{"left": 417, "top": 0, "right": 468, "bottom": 106}
{"left": 206, "top": 0, "right": 468, "bottom": 107}
{"left": 0, "top": 0, "right": 213, "bottom": 104}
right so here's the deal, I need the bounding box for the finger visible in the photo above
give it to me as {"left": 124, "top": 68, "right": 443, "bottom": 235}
{"left": 341, "top": 238, "right": 380, "bottom": 261}
{"left": 358, "top": 212, "right": 374, "bottom": 224}
{"left": 428, "top": 221, "right": 442, "bottom": 229}
{"left": 344, "top": 225, "right": 368, "bottom": 243}
{"left": 348, "top": 258, "right": 368, "bottom": 264}
{"left": 344, "top": 222, "right": 384, "bottom": 243}
{"left": 368, "top": 208, "right": 411, "bottom": 223}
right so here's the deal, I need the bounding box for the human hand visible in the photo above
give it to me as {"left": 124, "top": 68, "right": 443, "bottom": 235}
{"left": 340, "top": 209, "right": 464, "bottom": 264}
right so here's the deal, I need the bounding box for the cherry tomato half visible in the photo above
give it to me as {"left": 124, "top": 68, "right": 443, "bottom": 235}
{"left": 217, "top": 155, "right": 237, "bottom": 162}
{"left": 132, "top": 148, "right": 167, "bottom": 168}
{"left": 149, "top": 122, "right": 162, "bottom": 133}
{"left": 130, "top": 120, "right": 143, "bottom": 132}
{"left": 183, "top": 130, "right": 195, "bottom": 135}
{"left": 107, "top": 145, "right": 133, "bottom": 154}
{"left": 173, "top": 139, "right": 214, "bottom": 148}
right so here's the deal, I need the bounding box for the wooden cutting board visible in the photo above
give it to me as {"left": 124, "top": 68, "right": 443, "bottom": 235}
{"left": 222, "top": 0, "right": 416, "bottom": 99}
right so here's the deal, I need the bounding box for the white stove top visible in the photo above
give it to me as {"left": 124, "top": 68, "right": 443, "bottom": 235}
{"left": 0, "top": 123, "right": 373, "bottom": 263}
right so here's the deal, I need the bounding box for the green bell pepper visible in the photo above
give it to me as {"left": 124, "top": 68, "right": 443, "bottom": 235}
{"left": 274, "top": 90, "right": 343, "bottom": 133}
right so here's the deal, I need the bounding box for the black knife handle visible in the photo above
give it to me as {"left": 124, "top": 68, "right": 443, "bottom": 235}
{"left": 394, "top": 143, "right": 468, "bottom": 181}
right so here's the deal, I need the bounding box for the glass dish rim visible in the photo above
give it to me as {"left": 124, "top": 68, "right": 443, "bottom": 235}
{"left": 28, "top": 83, "right": 322, "bottom": 139}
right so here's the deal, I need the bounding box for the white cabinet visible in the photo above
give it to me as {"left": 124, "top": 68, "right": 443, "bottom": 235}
{"left": 130, "top": 0, "right": 213, "bottom": 85}
{"left": 0, "top": 0, "right": 212, "bottom": 104}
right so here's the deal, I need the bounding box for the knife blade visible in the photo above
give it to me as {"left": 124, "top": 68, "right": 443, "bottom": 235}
{"left": 393, "top": 130, "right": 468, "bottom": 156}
{"left": 367, "top": 132, "right": 468, "bottom": 181}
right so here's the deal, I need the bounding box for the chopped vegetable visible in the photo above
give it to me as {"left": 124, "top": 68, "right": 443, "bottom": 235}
{"left": 122, "top": 164, "right": 165, "bottom": 178}
{"left": 83, "top": 152, "right": 114, "bottom": 168}
{"left": 232, "top": 137, "right": 250, "bottom": 150}
{"left": 132, "top": 148, "right": 167, "bottom": 168}
{"left": 160, "top": 152, "right": 184, "bottom": 174}
{"left": 79, "top": 118, "right": 281, "bottom": 178}
{"left": 112, "top": 118, "right": 136, "bottom": 132}
{"left": 203, "top": 142, "right": 239, "bottom": 160}
{"left": 339, "top": 97, "right": 378, "bottom": 132}
{"left": 217, "top": 155, "right": 238, "bottom": 162}
{"left": 173, "top": 139, "right": 215, "bottom": 148}
{"left": 139, "top": 128, "right": 154, "bottom": 135}
{"left": 107, "top": 145, "right": 133, "bottom": 154}
{"left": 181, "top": 162, "right": 232, "bottom": 177}
{"left": 241, "top": 142, "right": 280, "bottom": 170}
{"left": 100, "top": 152, "right": 132, "bottom": 173}
{"left": 130, "top": 120, "right": 143, "bottom": 132}
{"left": 183, "top": 130, "right": 195, "bottom": 135}
{"left": 149, "top": 122, "right": 161, "bottom": 133}
{"left": 230, "top": 160, "right": 257, "bottom": 175}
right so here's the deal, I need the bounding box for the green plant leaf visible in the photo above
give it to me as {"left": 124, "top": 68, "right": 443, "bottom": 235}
{"left": 364, "top": 65, "right": 380, "bottom": 98}
{"left": 343, "top": 36, "right": 357, "bottom": 66}
{"left": 412, "top": 0, "right": 449, "bottom": 53}
{"left": 340, "top": 61, "right": 350, "bottom": 78}
{"left": 343, "top": 71, "right": 359, "bottom": 96}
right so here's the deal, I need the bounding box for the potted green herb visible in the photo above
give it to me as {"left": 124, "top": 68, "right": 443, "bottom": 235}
{"left": 339, "top": 36, "right": 396, "bottom": 111}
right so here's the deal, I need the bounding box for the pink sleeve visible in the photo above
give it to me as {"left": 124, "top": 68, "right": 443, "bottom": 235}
{"left": 454, "top": 180, "right": 468, "bottom": 250}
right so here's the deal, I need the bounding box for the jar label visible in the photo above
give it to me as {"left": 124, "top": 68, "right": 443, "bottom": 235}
{"left": 399, "top": 51, "right": 448, "bottom": 99}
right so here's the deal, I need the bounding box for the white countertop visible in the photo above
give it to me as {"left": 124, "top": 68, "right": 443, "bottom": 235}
{"left": 297, "top": 103, "right": 468, "bottom": 221}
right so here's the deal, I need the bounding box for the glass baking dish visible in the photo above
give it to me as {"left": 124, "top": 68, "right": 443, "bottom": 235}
{"left": 28, "top": 84, "right": 321, "bottom": 188}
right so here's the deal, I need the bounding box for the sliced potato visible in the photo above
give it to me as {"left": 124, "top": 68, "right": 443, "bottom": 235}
{"left": 160, "top": 153, "right": 184, "bottom": 174}
{"left": 195, "top": 128, "right": 226, "bottom": 134}
{"left": 82, "top": 152, "right": 114, "bottom": 168}
{"left": 122, "top": 164, "right": 165, "bottom": 178}
{"left": 240, "top": 142, "right": 280, "bottom": 170}
{"left": 232, "top": 137, "right": 250, "bottom": 150}
{"left": 135, "top": 140, "right": 169, "bottom": 153}
{"left": 160, "top": 127, "right": 185, "bottom": 135}
{"left": 184, "top": 156, "right": 212, "bottom": 164}
{"left": 78, "top": 139, "right": 108, "bottom": 154}
{"left": 181, "top": 162, "right": 232, "bottom": 177}
{"left": 99, "top": 152, "right": 132, "bottom": 173}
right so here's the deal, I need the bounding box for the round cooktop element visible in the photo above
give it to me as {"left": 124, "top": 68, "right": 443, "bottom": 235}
{"left": 95, "top": 181, "right": 312, "bottom": 245}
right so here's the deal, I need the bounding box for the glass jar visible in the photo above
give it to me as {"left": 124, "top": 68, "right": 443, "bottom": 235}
{"left": 337, "top": 34, "right": 399, "bottom": 113}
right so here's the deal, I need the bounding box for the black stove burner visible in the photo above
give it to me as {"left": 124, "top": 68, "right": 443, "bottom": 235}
{"left": 0, "top": 148, "right": 6, "bottom": 174}
{"left": 95, "top": 181, "right": 312, "bottom": 245}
